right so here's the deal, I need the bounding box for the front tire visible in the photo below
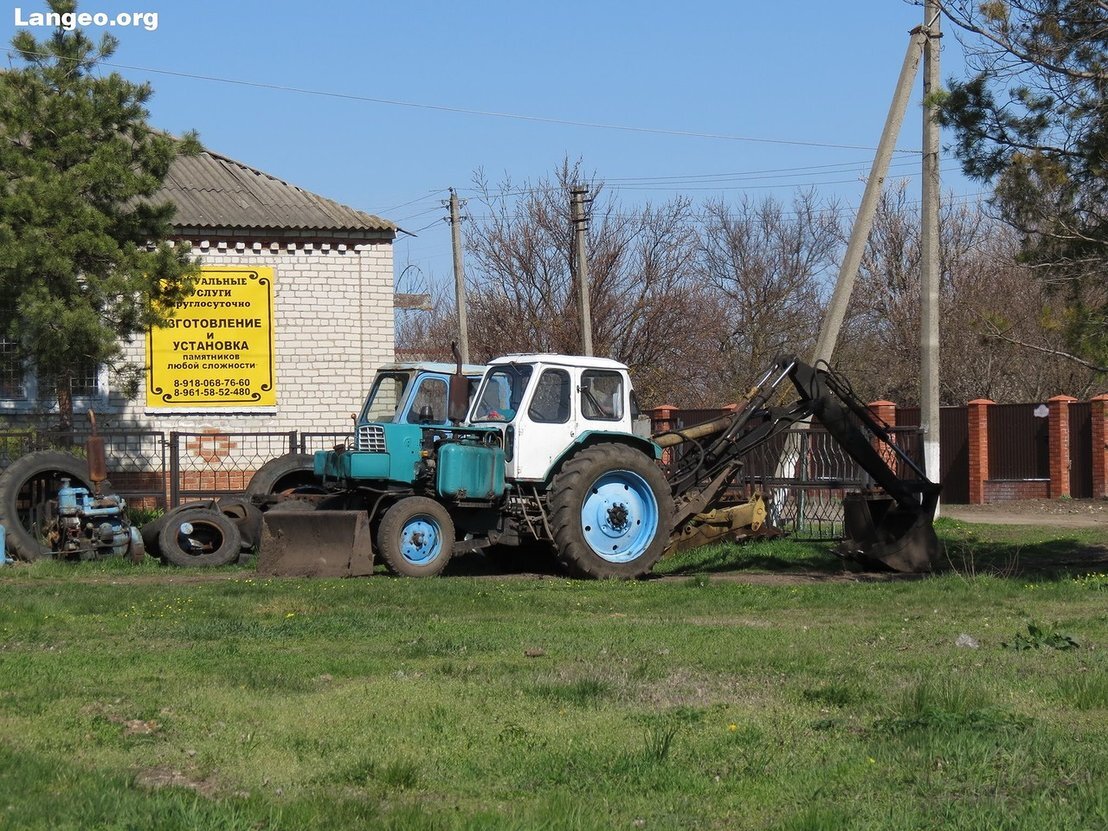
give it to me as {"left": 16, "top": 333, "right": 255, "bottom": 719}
{"left": 549, "top": 443, "right": 673, "bottom": 579}
{"left": 377, "top": 497, "right": 455, "bottom": 577}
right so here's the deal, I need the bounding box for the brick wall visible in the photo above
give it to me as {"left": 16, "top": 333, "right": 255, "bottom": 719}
{"left": 984, "top": 479, "right": 1050, "bottom": 501}
{"left": 111, "top": 236, "right": 394, "bottom": 436}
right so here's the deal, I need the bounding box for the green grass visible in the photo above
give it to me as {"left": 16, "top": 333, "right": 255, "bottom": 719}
{"left": 1, "top": 522, "right": 1107, "bottom": 830}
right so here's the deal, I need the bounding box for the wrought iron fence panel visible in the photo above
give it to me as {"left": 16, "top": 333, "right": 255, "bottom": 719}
{"left": 169, "top": 431, "right": 297, "bottom": 505}
{"left": 0, "top": 429, "right": 167, "bottom": 507}
{"left": 735, "top": 425, "right": 924, "bottom": 541}
{"left": 299, "top": 432, "right": 352, "bottom": 454}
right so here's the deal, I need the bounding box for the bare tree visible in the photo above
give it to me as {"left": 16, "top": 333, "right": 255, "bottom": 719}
{"left": 446, "top": 159, "right": 725, "bottom": 406}
{"left": 837, "top": 182, "right": 1098, "bottom": 404}
{"left": 695, "top": 191, "right": 842, "bottom": 398}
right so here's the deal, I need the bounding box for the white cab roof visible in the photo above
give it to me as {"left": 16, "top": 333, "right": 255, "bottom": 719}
{"left": 487, "top": 353, "right": 628, "bottom": 371}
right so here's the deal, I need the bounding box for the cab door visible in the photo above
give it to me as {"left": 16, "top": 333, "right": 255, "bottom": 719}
{"left": 510, "top": 367, "right": 577, "bottom": 481}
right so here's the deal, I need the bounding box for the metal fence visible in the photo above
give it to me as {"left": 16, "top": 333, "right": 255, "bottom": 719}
{"left": 736, "top": 425, "right": 925, "bottom": 540}
{"left": 653, "top": 403, "right": 926, "bottom": 540}
{"left": 0, "top": 428, "right": 350, "bottom": 508}
{"left": 1, "top": 421, "right": 923, "bottom": 541}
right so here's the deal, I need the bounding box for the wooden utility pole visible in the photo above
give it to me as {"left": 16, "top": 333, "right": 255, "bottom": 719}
{"left": 570, "top": 186, "right": 594, "bottom": 356}
{"left": 810, "top": 26, "right": 927, "bottom": 365}
{"left": 448, "top": 188, "right": 470, "bottom": 364}
{"left": 920, "top": 1, "right": 942, "bottom": 504}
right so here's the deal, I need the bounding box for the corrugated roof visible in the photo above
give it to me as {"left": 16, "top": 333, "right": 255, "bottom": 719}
{"left": 159, "top": 150, "right": 396, "bottom": 235}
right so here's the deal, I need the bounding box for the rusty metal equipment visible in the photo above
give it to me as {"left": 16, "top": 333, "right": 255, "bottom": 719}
{"left": 0, "top": 411, "right": 145, "bottom": 562}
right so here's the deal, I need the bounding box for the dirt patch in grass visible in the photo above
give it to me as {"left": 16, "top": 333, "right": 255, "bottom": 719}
{"left": 133, "top": 765, "right": 220, "bottom": 798}
{"left": 944, "top": 498, "right": 1108, "bottom": 528}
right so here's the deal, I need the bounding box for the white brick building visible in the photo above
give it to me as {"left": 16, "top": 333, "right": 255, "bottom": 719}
{"left": 5, "top": 150, "right": 397, "bottom": 435}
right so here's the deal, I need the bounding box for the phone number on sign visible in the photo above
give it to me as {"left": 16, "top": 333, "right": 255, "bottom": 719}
{"left": 172, "top": 379, "right": 253, "bottom": 396}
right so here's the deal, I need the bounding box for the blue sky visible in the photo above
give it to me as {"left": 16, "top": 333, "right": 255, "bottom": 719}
{"left": 3, "top": 0, "right": 976, "bottom": 294}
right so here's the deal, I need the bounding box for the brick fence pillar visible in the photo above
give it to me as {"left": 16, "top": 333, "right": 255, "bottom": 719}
{"left": 649, "top": 404, "right": 677, "bottom": 437}
{"left": 1048, "top": 395, "right": 1077, "bottom": 498}
{"left": 1090, "top": 394, "right": 1108, "bottom": 499}
{"left": 967, "top": 399, "right": 993, "bottom": 504}
{"left": 869, "top": 400, "right": 898, "bottom": 469}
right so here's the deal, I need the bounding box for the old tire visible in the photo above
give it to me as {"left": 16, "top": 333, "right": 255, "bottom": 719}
{"left": 377, "top": 497, "right": 455, "bottom": 577}
{"left": 140, "top": 501, "right": 216, "bottom": 557}
{"left": 216, "top": 496, "right": 264, "bottom": 550}
{"left": 0, "top": 451, "right": 91, "bottom": 561}
{"left": 549, "top": 443, "right": 673, "bottom": 579}
{"left": 158, "top": 508, "right": 242, "bottom": 568}
{"left": 246, "top": 454, "right": 319, "bottom": 497}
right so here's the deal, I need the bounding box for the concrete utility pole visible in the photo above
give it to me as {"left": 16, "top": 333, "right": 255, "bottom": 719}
{"left": 810, "top": 26, "right": 927, "bottom": 366}
{"left": 570, "top": 185, "right": 594, "bottom": 356}
{"left": 921, "top": 1, "right": 942, "bottom": 506}
{"left": 448, "top": 188, "right": 470, "bottom": 365}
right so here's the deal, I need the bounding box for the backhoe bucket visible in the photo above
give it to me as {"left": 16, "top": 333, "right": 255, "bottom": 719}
{"left": 665, "top": 493, "right": 771, "bottom": 556}
{"left": 837, "top": 493, "right": 940, "bottom": 573}
{"left": 258, "top": 509, "right": 374, "bottom": 578}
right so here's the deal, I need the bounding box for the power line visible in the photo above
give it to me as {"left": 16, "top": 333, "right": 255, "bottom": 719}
{"left": 374, "top": 189, "right": 449, "bottom": 215}
{"left": 15, "top": 50, "right": 926, "bottom": 154}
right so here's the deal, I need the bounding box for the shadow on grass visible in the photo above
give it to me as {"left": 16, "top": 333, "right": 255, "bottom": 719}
{"left": 442, "top": 520, "right": 1108, "bottom": 583}
{"left": 655, "top": 538, "right": 853, "bottom": 578}
{"left": 939, "top": 531, "right": 1108, "bottom": 582}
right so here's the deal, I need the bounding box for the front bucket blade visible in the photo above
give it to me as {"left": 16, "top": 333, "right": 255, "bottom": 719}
{"left": 838, "top": 493, "right": 940, "bottom": 573}
{"left": 259, "top": 509, "right": 374, "bottom": 577}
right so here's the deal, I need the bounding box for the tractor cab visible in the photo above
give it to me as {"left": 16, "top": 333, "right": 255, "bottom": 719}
{"left": 359, "top": 361, "right": 486, "bottom": 427}
{"left": 468, "top": 354, "right": 654, "bottom": 482}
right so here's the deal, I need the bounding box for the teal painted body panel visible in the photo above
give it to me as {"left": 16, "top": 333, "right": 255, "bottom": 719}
{"left": 314, "top": 424, "right": 424, "bottom": 484}
{"left": 437, "top": 443, "right": 506, "bottom": 500}
{"left": 574, "top": 430, "right": 663, "bottom": 459}
{"left": 534, "top": 431, "right": 663, "bottom": 484}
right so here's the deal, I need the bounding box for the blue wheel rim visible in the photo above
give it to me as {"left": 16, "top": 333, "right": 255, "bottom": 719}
{"left": 580, "top": 470, "right": 659, "bottom": 563}
{"left": 398, "top": 515, "right": 443, "bottom": 566}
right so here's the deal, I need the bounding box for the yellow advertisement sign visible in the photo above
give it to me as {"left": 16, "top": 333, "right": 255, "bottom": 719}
{"left": 146, "top": 266, "right": 276, "bottom": 407}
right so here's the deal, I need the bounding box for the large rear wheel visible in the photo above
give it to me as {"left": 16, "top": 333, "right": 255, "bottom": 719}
{"left": 377, "top": 497, "right": 455, "bottom": 577}
{"left": 549, "top": 443, "right": 673, "bottom": 579}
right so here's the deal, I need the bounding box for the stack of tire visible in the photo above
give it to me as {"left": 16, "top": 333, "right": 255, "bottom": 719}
{"left": 142, "top": 497, "right": 263, "bottom": 568}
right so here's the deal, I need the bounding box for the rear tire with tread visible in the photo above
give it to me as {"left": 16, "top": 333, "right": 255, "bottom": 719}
{"left": 548, "top": 443, "right": 673, "bottom": 579}
{"left": 246, "top": 454, "right": 319, "bottom": 497}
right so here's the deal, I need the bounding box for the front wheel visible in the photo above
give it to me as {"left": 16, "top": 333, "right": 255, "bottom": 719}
{"left": 549, "top": 443, "right": 673, "bottom": 579}
{"left": 377, "top": 497, "right": 455, "bottom": 577}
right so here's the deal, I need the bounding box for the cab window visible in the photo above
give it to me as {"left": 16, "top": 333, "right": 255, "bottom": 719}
{"left": 527, "top": 369, "right": 571, "bottom": 423}
{"left": 580, "top": 370, "right": 624, "bottom": 421}
{"left": 360, "top": 372, "right": 409, "bottom": 422}
{"left": 405, "top": 377, "right": 448, "bottom": 423}
{"left": 472, "top": 364, "right": 534, "bottom": 422}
